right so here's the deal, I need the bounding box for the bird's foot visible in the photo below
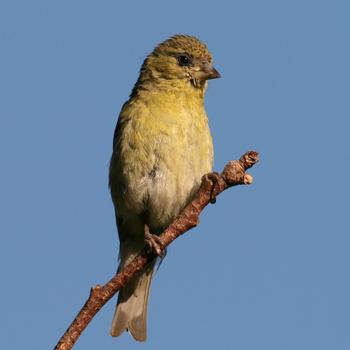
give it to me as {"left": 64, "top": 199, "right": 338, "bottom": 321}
{"left": 144, "top": 225, "right": 165, "bottom": 257}
{"left": 202, "top": 172, "right": 226, "bottom": 204}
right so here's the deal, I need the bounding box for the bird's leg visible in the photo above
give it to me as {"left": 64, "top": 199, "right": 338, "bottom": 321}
{"left": 202, "top": 172, "right": 226, "bottom": 204}
{"left": 144, "top": 224, "right": 165, "bottom": 257}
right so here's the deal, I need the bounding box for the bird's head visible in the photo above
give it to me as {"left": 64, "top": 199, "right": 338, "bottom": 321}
{"left": 134, "top": 35, "right": 220, "bottom": 94}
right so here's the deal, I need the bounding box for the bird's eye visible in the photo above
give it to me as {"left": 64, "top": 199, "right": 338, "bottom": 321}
{"left": 177, "top": 54, "right": 191, "bottom": 66}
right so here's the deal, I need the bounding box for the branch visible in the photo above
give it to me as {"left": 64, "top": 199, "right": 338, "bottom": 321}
{"left": 54, "top": 151, "right": 259, "bottom": 350}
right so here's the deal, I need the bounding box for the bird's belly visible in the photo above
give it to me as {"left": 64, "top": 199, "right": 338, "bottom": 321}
{"left": 145, "top": 148, "right": 211, "bottom": 232}
{"left": 112, "top": 105, "right": 213, "bottom": 235}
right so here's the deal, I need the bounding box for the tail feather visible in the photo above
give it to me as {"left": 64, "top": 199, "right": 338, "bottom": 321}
{"left": 110, "top": 262, "right": 155, "bottom": 341}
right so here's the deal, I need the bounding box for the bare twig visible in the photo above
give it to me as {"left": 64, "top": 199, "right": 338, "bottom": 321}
{"left": 54, "top": 151, "right": 259, "bottom": 350}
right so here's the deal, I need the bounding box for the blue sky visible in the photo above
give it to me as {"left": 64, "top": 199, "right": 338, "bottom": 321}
{"left": 1, "top": 1, "right": 350, "bottom": 349}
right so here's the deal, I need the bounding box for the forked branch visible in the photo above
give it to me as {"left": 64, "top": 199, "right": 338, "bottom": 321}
{"left": 54, "top": 151, "right": 259, "bottom": 350}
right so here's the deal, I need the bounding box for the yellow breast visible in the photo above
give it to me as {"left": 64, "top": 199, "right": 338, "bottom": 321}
{"left": 110, "top": 86, "right": 213, "bottom": 231}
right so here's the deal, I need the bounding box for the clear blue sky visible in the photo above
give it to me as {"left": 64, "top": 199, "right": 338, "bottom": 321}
{"left": 1, "top": 1, "right": 349, "bottom": 349}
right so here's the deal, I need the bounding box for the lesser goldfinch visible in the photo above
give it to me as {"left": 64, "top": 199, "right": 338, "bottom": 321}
{"left": 109, "top": 34, "right": 220, "bottom": 341}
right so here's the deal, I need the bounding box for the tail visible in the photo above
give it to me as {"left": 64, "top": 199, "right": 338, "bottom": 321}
{"left": 110, "top": 261, "right": 155, "bottom": 341}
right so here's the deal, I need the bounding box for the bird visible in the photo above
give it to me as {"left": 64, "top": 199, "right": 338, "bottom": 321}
{"left": 109, "top": 34, "right": 220, "bottom": 341}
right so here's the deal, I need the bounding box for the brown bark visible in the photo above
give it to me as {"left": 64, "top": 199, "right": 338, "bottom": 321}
{"left": 54, "top": 151, "right": 259, "bottom": 350}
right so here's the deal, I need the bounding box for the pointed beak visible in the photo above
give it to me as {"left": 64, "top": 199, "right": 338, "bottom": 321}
{"left": 205, "top": 66, "right": 221, "bottom": 80}
{"left": 192, "top": 61, "right": 221, "bottom": 81}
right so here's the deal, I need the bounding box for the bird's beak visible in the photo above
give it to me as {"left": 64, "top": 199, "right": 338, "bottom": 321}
{"left": 192, "top": 61, "right": 221, "bottom": 81}
{"left": 203, "top": 65, "right": 221, "bottom": 80}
